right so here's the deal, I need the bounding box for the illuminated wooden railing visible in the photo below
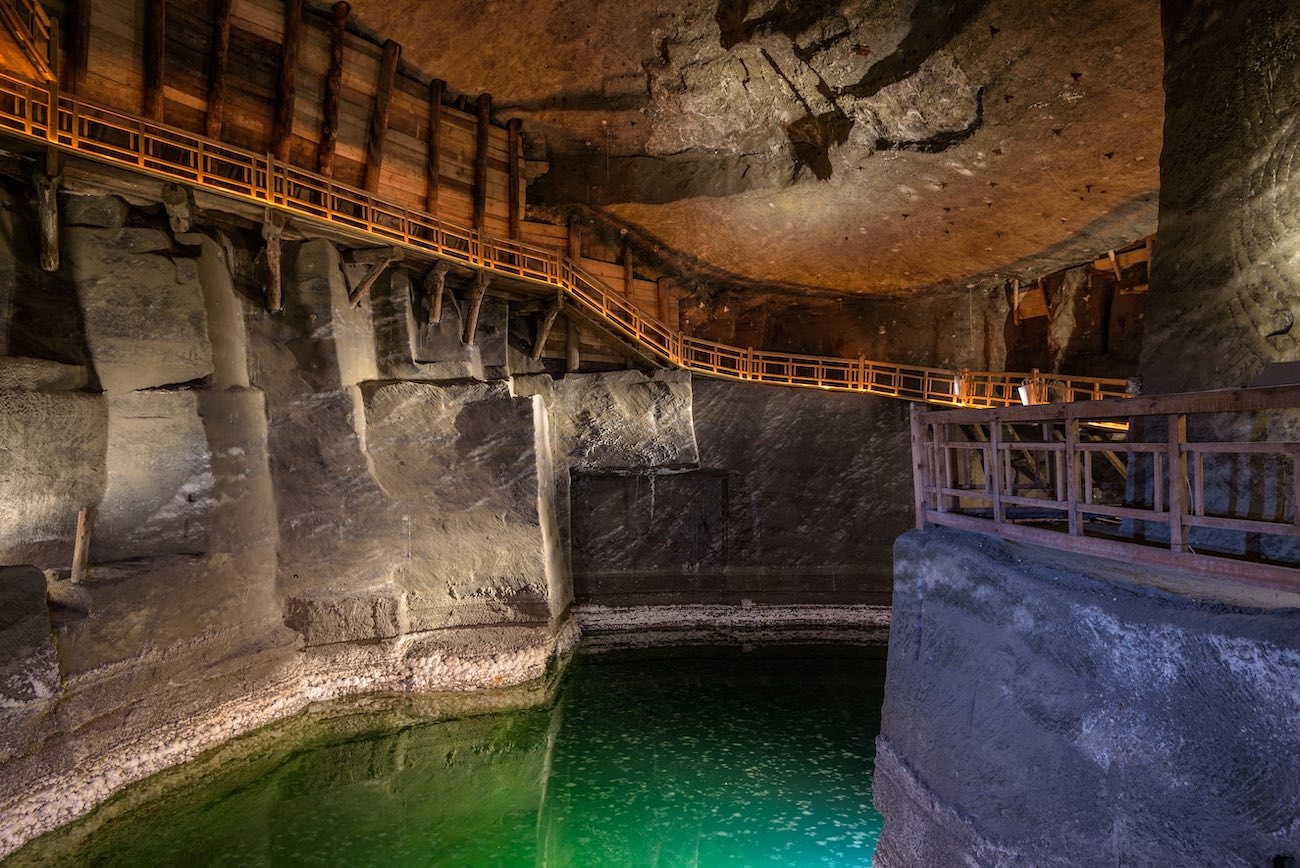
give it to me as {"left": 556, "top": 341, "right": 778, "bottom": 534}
{"left": 0, "top": 0, "right": 52, "bottom": 81}
{"left": 0, "top": 66, "right": 1131, "bottom": 407}
{"left": 912, "top": 385, "right": 1300, "bottom": 588}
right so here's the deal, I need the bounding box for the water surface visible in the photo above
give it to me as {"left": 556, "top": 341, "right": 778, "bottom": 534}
{"left": 10, "top": 644, "right": 887, "bottom": 866}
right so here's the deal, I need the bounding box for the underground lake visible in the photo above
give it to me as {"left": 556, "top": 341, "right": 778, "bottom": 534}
{"left": 5, "top": 644, "right": 888, "bottom": 866}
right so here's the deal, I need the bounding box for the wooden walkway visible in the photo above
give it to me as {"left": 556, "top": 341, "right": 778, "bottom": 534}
{"left": 0, "top": 55, "right": 1129, "bottom": 407}
{"left": 913, "top": 385, "right": 1300, "bottom": 588}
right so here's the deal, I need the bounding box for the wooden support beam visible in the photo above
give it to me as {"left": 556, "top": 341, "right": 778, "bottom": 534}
{"left": 316, "top": 0, "right": 348, "bottom": 176}
{"left": 204, "top": 0, "right": 233, "bottom": 138}
{"left": 622, "top": 243, "right": 633, "bottom": 299}
{"left": 656, "top": 276, "right": 671, "bottom": 324}
{"left": 66, "top": 0, "right": 90, "bottom": 93}
{"left": 346, "top": 246, "right": 402, "bottom": 307}
{"left": 262, "top": 208, "right": 286, "bottom": 313}
{"left": 424, "top": 78, "right": 443, "bottom": 211}
{"left": 507, "top": 117, "right": 523, "bottom": 240}
{"left": 531, "top": 292, "right": 563, "bottom": 360}
{"left": 270, "top": 0, "right": 301, "bottom": 161}
{"left": 463, "top": 271, "right": 489, "bottom": 345}
{"left": 1107, "top": 249, "right": 1123, "bottom": 282}
{"left": 567, "top": 214, "right": 581, "bottom": 261}
{"left": 362, "top": 39, "right": 400, "bottom": 193}
{"left": 472, "top": 92, "right": 491, "bottom": 231}
{"left": 143, "top": 0, "right": 166, "bottom": 120}
{"left": 423, "top": 260, "right": 451, "bottom": 324}
{"left": 161, "top": 183, "right": 192, "bottom": 235}
{"left": 70, "top": 506, "right": 95, "bottom": 583}
{"left": 566, "top": 317, "right": 580, "bottom": 372}
{"left": 35, "top": 154, "right": 60, "bottom": 272}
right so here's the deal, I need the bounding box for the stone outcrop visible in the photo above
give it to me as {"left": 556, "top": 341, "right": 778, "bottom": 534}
{"left": 875, "top": 528, "right": 1300, "bottom": 866}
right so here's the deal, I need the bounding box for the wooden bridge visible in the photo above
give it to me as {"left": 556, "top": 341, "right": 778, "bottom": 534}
{"left": 0, "top": 0, "right": 1130, "bottom": 407}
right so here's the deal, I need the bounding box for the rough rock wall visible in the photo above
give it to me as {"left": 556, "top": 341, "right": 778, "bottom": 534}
{"left": 568, "top": 378, "right": 912, "bottom": 605}
{"left": 1141, "top": 0, "right": 1300, "bottom": 393}
{"left": 0, "top": 188, "right": 575, "bottom": 856}
{"left": 875, "top": 528, "right": 1300, "bottom": 866}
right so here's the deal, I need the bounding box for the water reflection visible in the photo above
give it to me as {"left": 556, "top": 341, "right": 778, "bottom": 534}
{"left": 8, "top": 645, "right": 886, "bottom": 867}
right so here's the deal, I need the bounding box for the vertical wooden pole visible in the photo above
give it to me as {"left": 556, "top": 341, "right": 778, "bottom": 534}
{"left": 204, "top": 0, "right": 233, "bottom": 137}
{"left": 910, "top": 404, "right": 929, "bottom": 529}
{"left": 566, "top": 317, "right": 580, "bottom": 373}
{"left": 531, "top": 293, "right": 563, "bottom": 360}
{"left": 35, "top": 155, "right": 60, "bottom": 272}
{"left": 656, "top": 276, "right": 670, "bottom": 323}
{"left": 506, "top": 117, "right": 522, "bottom": 239}
{"left": 622, "top": 243, "right": 634, "bottom": 299}
{"left": 262, "top": 208, "right": 286, "bottom": 313}
{"left": 424, "top": 260, "right": 450, "bottom": 324}
{"left": 66, "top": 0, "right": 91, "bottom": 94}
{"left": 270, "top": 0, "right": 301, "bottom": 161}
{"left": 463, "top": 271, "right": 489, "bottom": 345}
{"left": 143, "top": 0, "right": 166, "bottom": 120}
{"left": 363, "top": 39, "right": 400, "bottom": 192}
{"left": 316, "top": 0, "right": 348, "bottom": 175}
{"left": 70, "top": 506, "right": 95, "bottom": 583}
{"left": 1065, "top": 416, "right": 1081, "bottom": 535}
{"left": 989, "top": 415, "right": 1005, "bottom": 525}
{"left": 472, "top": 92, "right": 491, "bottom": 231}
{"left": 566, "top": 214, "right": 581, "bottom": 261}
{"left": 1167, "top": 413, "right": 1188, "bottom": 551}
{"left": 424, "top": 78, "right": 444, "bottom": 212}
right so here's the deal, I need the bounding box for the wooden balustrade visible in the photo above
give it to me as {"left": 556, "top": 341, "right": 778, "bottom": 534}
{"left": 0, "top": 65, "right": 1131, "bottom": 407}
{"left": 913, "top": 385, "right": 1300, "bottom": 589}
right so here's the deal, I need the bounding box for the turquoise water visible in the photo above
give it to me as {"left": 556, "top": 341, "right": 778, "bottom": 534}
{"left": 10, "top": 645, "right": 887, "bottom": 866}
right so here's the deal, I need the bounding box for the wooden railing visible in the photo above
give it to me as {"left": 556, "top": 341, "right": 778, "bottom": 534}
{"left": 0, "top": 65, "right": 1131, "bottom": 407}
{"left": 912, "top": 385, "right": 1300, "bottom": 588}
{"left": 0, "top": 0, "right": 52, "bottom": 81}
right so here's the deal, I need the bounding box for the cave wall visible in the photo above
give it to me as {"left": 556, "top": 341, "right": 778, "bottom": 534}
{"left": 0, "top": 187, "right": 576, "bottom": 857}
{"left": 1141, "top": 0, "right": 1300, "bottom": 393}
{"left": 568, "top": 379, "right": 912, "bottom": 606}
{"left": 874, "top": 528, "right": 1300, "bottom": 866}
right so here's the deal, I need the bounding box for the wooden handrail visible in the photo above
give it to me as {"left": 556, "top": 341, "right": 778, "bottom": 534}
{"left": 912, "top": 385, "right": 1300, "bottom": 589}
{"left": 0, "top": 66, "right": 1131, "bottom": 406}
{"left": 0, "top": 0, "right": 52, "bottom": 81}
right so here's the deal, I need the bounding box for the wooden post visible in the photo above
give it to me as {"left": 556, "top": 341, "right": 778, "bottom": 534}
{"left": 1167, "top": 413, "right": 1188, "bottom": 551}
{"left": 656, "top": 276, "right": 670, "bottom": 323}
{"left": 910, "top": 404, "right": 929, "bottom": 529}
{"left": 424, "top": 78, "right": 444, "bottom": 212}
{"left": 66, "top": 0, "right": 90, "bottom": 94}
{"left": 566, "top": 317, "right": 580, "bottom": 372}
{"left": 70, "top": 506, "right": 95, "bottom": 583}
{"left": 506, "top": 117, "right": 522, "bottom": 240}
{"left": 566, "top": 214, "right": 581, "bottom": 261}
{"left": 1065, "top": 416, "right": 1081, "bottom": 535}
{"left": 531, "top": 293, "right": 563, "bottom": 360}
{"left": 423, "top": 260, "right": 451, "bottom": 324}
{"left": 270, "top": 0, "right": 301, "bottom": 161}
{"left": 622, "top": 243, "right": 633, "bottom": 299}
{"left": 989, "top": 414, "right": 1005, "bottom": 525}
{"left": 345, "top": 246, "right": 403, "bottom": 307}
{"left": 472, "top": 92, "right": 491, "bottom": 231}
{"left": 316, "top": 0, "right": 348, "bottom": 175}
{"left": 204, "top": 0, "right": 233, "bottom": 137}
{"left": 34, "top": 154, "right": 60, "bottom": 272}
{"left": 262, "top": 208, "right": 286, "bottom": 313}
{"left": 463, "top": 271, "right": 489, "bottom": 345}
{"left": 144, "top": 0, "right": 166, "bottom": 120}
{"left": 161, "top": 183, "right": 191, "bottom": 234}
{"left": 362, "top": 39, "right": 400, "bottom": 193}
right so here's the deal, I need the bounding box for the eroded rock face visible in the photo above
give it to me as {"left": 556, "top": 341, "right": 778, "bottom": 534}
{"left": 877, "top": 528, "right": 1300, "bottom": 866}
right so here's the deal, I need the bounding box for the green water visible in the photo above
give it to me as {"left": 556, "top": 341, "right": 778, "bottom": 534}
{"left": 11, "top": 645, "right": 887, "bottom": 867}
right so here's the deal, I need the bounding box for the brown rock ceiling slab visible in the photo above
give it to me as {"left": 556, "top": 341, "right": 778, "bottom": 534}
{"left": 349, "top": 0, "right": 1162, "bottom": 297}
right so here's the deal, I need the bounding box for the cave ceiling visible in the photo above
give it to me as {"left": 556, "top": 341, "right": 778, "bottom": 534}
{"left": 348, "top": 0, "right": 1163, "bottom": 298}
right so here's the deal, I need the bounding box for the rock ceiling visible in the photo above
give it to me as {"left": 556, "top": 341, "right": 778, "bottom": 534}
{"left": 349, "top": 0, "right": 1163, "bottom": 298}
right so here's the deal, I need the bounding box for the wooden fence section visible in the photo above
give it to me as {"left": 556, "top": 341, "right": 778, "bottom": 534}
{"left": 912, "top": 385, "right": 1300, "bottom": 588}
{"left": 0, "top": 0, "right": 51, "bottom": 80}
{"left": 0, "top": 65, "right": 1130, "bottom": 406}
